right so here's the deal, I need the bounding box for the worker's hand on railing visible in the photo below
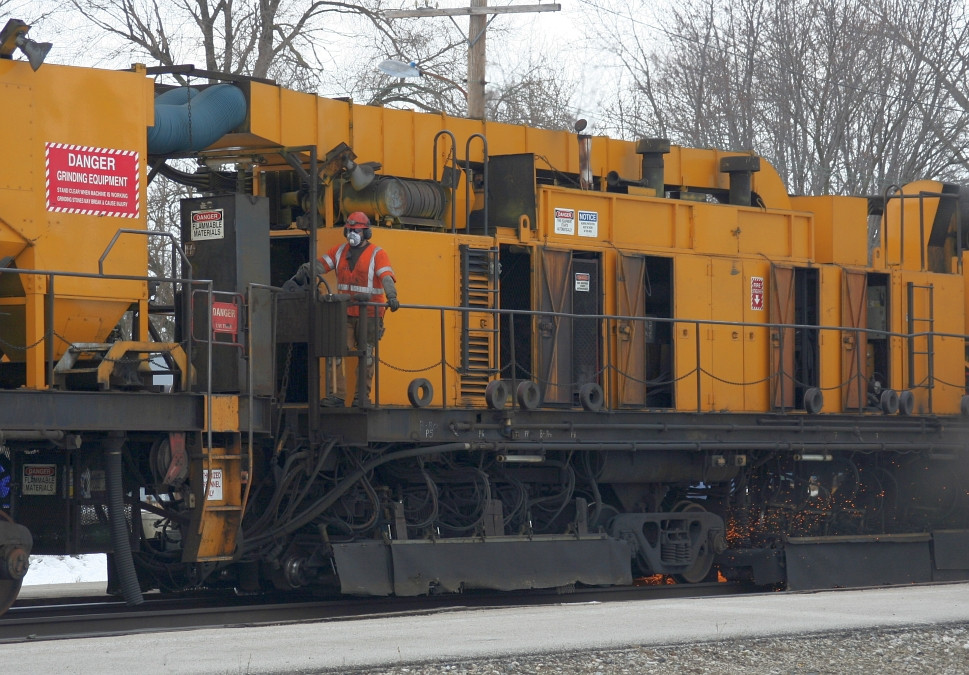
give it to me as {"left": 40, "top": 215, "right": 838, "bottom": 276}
{"left": 387, "top": 296, "right": 400, "bottom": 312}
{"left": 283, "top": 260, "right": 324, "bottom": 291}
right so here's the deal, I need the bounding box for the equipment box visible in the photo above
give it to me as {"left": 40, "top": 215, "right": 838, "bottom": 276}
{"left": 276, "top": 291, "right": 348, "bottom": 357}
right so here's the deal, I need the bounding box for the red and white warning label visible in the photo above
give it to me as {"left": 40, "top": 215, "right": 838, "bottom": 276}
{"left": 211, "top": 302, "right": 238, "bottom": 335}
{"left": 23, "top": 464, "right": 57, "bottom": 496}
{"left": 190, "top": 209, "right": 225, "bottom": 241}
{"left": 751, "top": 276, "right": 765, "bottom": 311}
{"left": 45, "top": 143, "right": 139, "bottom": 218}
{"left": 554, "top": 207, "right": 575, "bottom": 235}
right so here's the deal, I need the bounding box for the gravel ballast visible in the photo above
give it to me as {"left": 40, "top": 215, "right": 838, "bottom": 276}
{"left": 347, "top": 623, "right": 969, "bottom": 674}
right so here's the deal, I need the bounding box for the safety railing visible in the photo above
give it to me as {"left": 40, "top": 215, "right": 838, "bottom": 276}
{"left": 0, "top": 225, "right": 276, "bottom": 536}
{"left": 350, "top": 300, "right": 969, "bottom": 416}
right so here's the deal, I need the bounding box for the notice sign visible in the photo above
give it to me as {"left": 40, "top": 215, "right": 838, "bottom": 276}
{"left": 211, "top": 301, "right": 238, "bottom": 335}
{"left": 575, "top": 271, "right": 591, "bottom": 292}
{"left": 202, "top": 469, "right": 224, "bottom": 501}
{"left": 46, "top": 143, "right": 139, "bottom": 218}
{"left": 23, "top": 464, "right": 57, "bottom": 496}
{"left": 554, "top": 207, "right": 575, "bottom": 235}
{"left": 578, "top": 210, "right": 599, "bottom": 237}
{"left": 751, "top": 276, "right": 764, "bottom": 311}
{"left": 190, "top": 209, "right": 225, "bottom": 241}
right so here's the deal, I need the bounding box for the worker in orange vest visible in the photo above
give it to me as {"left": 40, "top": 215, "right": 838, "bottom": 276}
{"left": 291, "top": 211, "right": 399, "bottom": 407}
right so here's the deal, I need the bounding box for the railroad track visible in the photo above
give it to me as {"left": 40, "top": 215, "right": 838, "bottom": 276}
{"left": 0, "top": 582, "right": 753, "bottom": 643}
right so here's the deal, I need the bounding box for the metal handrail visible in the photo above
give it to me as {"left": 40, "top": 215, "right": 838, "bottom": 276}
{"left": 350, "top": 298, "right": 966, "bottom": 415}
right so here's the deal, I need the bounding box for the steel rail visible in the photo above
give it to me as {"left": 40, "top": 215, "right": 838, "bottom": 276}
{"left": 0, "top": 582, "right": 754, "bottom": 643}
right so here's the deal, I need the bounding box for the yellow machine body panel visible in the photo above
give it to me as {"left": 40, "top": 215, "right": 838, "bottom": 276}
{"left": 789, "top": 195, "right": 870, "bottom": 267}
{"left": 882, "top": 180, "right": 947, "bottom": 272}
{"left": 237, "top": 82, "right": 793, "bottom": 228}
{"left": 315, "top": 226, "right": 490, "bottom": 408}
{"left": 0, "top": 59, "right": 152, "bottom": 385}
{"left": 892, "top": 268, "right": 964, "bottom": 414}
{"left": 299, "top": 157, "right": 969, "bottom": 415}
{"left": 3, "top": 58, "right": 961, "bottom": 417}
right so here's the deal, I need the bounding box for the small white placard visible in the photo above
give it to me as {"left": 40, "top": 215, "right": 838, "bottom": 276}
{"left": 554, "top": 207, "right": 575, "bottom": 235}
{"left": 202, "top": 469, "right": 224, "bottom": 501}
{"left": 578, "top": 210, "right": 599, "bottom": 237}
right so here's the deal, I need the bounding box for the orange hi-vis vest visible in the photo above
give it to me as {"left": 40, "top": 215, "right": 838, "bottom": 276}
{"left": 319, "top": 242, "right": 395, "bottom": 317}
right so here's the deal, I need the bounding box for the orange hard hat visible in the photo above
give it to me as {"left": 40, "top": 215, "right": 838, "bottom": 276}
{"left": 345, "top": 211, "right": 371, "bottom": 229}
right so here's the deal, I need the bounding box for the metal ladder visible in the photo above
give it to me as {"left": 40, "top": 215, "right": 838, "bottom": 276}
{"left": 184, "top": 431, "right": 247, "bottom": 563}
{"left": 907, "top": 281, "right": 935, "bottom": 411}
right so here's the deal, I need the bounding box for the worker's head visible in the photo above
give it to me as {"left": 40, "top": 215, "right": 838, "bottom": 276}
{"left": 343, "top": 211, "right": 371, "bottom": 247}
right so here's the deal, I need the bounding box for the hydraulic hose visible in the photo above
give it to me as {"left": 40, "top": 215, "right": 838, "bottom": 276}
{"left": 105, "top": 436, "right": 143, "bottom": 606}
{"left": 244, "top": 442, "right": 474, "bottom": 551}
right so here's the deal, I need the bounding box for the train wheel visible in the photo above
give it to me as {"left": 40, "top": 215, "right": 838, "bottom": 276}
{"left": 673, "top": 502, "right": 716, "bottom": 583}
{"left": 0, "top": 579, "right": 22, "bottom": 615}
{"left": 675, "top": 541, "right": 715, "bottom": 584}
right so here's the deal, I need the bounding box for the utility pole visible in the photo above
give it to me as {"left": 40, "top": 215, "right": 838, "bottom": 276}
{"left": 385, "top": 3, "right": 561, "bottom": 120}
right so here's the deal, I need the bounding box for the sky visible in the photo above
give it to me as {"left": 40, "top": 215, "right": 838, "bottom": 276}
{"left": 12, "top": 1, "right": 647, "bottom": 133}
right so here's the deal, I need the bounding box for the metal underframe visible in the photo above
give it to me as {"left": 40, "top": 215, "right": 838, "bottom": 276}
{"left": 315, "top": 406, "right": 969, "bottom": 453}
{"left": 0, "top": 390, "right": 271, "bottom": 433}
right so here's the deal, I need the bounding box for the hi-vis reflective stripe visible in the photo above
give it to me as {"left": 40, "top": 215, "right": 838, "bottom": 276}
{"left": 339, "top": 283, "right": 383, "bottom": 294}
{"left": 333, "top": 243, "right": 348, "bottom": 270}
{"left": 367, "top": 247, "right": 379, "bottom": 289}
{"left": 376, "top": 265, "right": 394, "bottom": 277}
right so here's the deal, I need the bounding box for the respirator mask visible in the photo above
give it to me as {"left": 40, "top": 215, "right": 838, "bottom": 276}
{"left": 346, "top": 230, "right": 363, "bottom": 247}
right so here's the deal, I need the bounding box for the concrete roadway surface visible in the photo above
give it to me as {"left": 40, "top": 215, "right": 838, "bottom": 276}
{"left": 3, "top": 582, "right": 969, "bottom": 673}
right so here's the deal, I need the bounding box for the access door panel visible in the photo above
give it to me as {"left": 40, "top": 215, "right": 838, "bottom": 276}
{"left": 842, "top": 269, "right": 868, "bottom": 410}
{"left": 770, "top": 264, "right": 795, "bottom": 409}
{"left": 616, "top": 253, "right": 647, "bottom": 407}
{"left": 537, "top": 249, "right": 573, "bottom": 404}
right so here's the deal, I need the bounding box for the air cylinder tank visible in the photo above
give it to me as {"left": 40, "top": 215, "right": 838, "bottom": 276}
{"left": 341, "top": 177, "right": 448, "bottom": 223}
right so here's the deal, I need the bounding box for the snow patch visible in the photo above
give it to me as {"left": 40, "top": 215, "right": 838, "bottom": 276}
{"left": 22, "top": 554, "right": 108, "bottom": 585}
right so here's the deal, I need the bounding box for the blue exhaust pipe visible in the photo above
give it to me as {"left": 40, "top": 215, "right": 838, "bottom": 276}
{"left": 148, "top": 84, "right": 247, "bottom": 155}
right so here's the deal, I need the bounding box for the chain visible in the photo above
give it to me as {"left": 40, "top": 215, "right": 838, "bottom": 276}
{"left": 378, "top": 357, "right": 446, "bottom": 374}
{"left": 0, "top": 330, "right": 73, "bottom": 352}
{"left": 186, "top": 75, "right": 193, "bottom": 152}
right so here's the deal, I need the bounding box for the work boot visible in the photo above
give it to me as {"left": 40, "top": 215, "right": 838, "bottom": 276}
{"left": 321, "top": 395, "right": 345, "bottom": 408}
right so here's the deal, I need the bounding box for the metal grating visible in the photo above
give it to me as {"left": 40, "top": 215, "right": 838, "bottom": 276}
{"left": 460, "top": 245, "right": 499, "bottom": 399}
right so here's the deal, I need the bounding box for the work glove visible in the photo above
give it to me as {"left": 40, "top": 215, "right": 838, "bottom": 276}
{"left": 383, "top": 276, "right": 400, "bottom": 311}
{"left": 284, "top": 260, "right": 324, "bottom": 291}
